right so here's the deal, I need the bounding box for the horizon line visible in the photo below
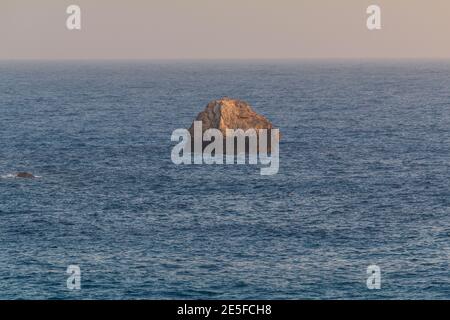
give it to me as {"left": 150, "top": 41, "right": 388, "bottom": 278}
{"left": 1, "top": 57, "right": 450, "bottom": 62}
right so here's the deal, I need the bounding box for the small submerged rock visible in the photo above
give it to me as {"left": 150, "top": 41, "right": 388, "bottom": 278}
{"left": 15, "top": 172, "right": 35, "bottom": 179}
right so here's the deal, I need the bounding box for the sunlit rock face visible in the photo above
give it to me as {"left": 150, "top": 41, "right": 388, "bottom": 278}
{"left": 188, "top": 98, "right": 280, "bottom": 153}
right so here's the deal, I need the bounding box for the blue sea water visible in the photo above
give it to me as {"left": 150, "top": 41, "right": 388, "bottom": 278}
{"left": 0, "top": 60, "right": 449, "bottom": 299}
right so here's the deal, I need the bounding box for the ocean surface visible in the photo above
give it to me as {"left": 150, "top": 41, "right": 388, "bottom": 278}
{"left": 0, "top": 60, "right": 449, "bottom": 299}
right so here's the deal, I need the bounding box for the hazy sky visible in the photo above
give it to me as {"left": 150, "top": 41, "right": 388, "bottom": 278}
{"left": 1, "top": 0, "right": 450, "bottom": 59}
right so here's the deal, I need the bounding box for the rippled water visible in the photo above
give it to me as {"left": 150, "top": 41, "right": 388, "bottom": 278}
{"left": 0, "top": 60, "right": 449, "bottom": 299}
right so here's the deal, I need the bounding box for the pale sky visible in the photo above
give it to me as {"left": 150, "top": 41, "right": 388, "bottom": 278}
{"left": 1, "top": 0, "right": 450, "bottom": 59}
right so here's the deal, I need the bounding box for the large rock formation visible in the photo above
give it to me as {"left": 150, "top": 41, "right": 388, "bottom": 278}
{"left": 188, "top": 98, "right": 280, "bottom": 152}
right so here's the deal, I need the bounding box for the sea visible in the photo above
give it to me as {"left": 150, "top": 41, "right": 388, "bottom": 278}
{"left": 0, "top": 60, "right": 449, "bottom": 299}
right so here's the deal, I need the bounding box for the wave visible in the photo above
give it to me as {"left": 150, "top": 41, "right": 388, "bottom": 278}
{"left": 0, "top": 174, "right": 16, "bottom": 179}
{"left": 1, "top": 173, "right": 41, "bottom": 179}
